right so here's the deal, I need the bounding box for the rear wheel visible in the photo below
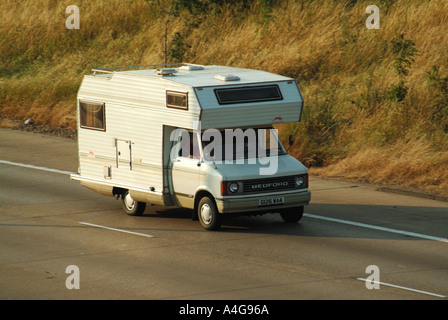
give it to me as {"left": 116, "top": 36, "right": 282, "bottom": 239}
{"left": 279, "top": 206, "right": 304, "bottom": 223}
{"left": 121, "top": 190, "right": 146, "bottom": 216}
{"left": 197, "top": 196, "right": 222, "bottom": 231}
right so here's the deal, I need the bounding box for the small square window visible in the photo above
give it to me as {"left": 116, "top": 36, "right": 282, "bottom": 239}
{"left": 79, "top": 101, "right": 106, "bottom": 131}
{"left": 167, "top": 91, "right": 188, "bottom": 110}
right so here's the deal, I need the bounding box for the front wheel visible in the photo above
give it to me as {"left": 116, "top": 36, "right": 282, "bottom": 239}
{"left": 121, "top": 190, "right": 146, "bottom": 216}
{"left": 197, "top": 196, "right": 222, "bottom": 231}
{"left": 279, "top": 206, "right": 304, "bottom": 223}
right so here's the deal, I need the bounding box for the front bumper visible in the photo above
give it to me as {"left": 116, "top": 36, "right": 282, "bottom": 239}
{"left": 216, "top": 189, "right": 311, "bottom": 214}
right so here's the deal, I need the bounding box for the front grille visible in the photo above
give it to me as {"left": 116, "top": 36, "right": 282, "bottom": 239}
{"left": 242, "top": 175, "right": 297, "bottom": 194}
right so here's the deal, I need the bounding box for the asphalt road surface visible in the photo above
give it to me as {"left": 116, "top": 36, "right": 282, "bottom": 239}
{"left": 1, "top": 128, "right": 447, "bottom": 301}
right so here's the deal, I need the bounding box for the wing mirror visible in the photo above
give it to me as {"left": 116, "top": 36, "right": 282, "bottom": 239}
{"left": 287, "top": 135, "right": 294, "bottom": 152}
{"left": 289, "top": 135, "right": 294, "bottom": 147}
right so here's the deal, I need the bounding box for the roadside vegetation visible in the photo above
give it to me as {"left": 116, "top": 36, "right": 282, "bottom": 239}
{"left": 1, "top": 0, "right": 447, "bottom": 195}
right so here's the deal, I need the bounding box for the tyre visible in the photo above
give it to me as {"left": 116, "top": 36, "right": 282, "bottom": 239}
{"left": 279, "top": 206, "right": 304, "bottom": 223}
{"left": 121, "top": 190, "right": 146, "bottom": 216}
{"left": 197, "top": 196, "right": 222, "bottom": 230}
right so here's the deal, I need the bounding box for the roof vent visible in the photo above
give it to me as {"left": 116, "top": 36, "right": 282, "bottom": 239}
{"left": 179, "top": 64, "right": 204, "bottom": 71}
{"left": 215, "top": 74, "right": 240, "bottom": 81}
{"left": 155, "top": 68, "right": 176, "bottom": 76}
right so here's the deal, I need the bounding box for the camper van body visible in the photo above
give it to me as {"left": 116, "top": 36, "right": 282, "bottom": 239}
{"left": 71, "top": 64, "right": 311, "bottom": 230}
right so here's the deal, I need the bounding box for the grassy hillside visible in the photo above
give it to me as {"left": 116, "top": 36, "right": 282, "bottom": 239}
{"left": 1, "top": 0, "right": 447, "bottom": 195}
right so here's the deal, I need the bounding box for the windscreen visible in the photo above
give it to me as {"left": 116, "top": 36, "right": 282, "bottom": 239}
{"left": 201, "top": 128, "right": 286, "bottom": 162}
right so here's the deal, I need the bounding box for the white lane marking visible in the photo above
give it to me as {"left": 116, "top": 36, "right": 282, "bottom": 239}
{"left": 2, "top": 159, "right": 446, "bottom": 244}
{"left": 0, "top": 159, "right": 74, "bottom": 176}
{"left": 304, "top": 213, "right": 448, "bottom": 243}
{"left": 79, "top": 222, "right": 154, "bottom": 238}
{"left": 356, "top": 278, "right": 447, "bottom": 298}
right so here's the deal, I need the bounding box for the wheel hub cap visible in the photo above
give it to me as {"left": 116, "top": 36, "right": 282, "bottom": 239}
{"left": 200, "top": 204, "right": 212, "bottom": 224}
{"left": 124, "top": 193, "right": 136, "bottom": 210}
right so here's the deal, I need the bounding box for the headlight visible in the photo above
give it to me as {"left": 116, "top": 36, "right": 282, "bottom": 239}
{"left": 228, "top": 182, "right": 239, "bottom": 193}
{"left": 295, "top": 176, "right": 306, "bottom": 188}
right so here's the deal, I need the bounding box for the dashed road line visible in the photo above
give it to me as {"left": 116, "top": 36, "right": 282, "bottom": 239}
{"left": 79, "top": 222, "right": 155, "bottom": 238}
{"left": 0, "top": 159, "right": 74, "bottom": 175}
{"left": 356, "top": 278, "right": 447, "bottom": 298}
{"left": 2, "top": 159, "right": 446, "bottom": 244}
{"left": 304, "top": 213, "right": 448, "bottom": 243}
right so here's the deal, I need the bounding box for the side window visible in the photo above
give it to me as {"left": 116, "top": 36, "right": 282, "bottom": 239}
{"left": 79, "top": 101, "right": 106, "bottom": 131}
{"left": 166, "top": 91, "right": 188, "bottom": 110}
{"left": 178, "top": 131, "right": 200, "bottom": 159}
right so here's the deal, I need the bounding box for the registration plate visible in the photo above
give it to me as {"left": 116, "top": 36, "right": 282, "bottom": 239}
{"left": 259, "top": 197, "right": 284, "bottom": 206}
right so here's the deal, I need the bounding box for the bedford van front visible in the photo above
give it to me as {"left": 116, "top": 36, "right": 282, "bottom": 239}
{"left": 196, "top": 127, "right": 311, "bottom": 230}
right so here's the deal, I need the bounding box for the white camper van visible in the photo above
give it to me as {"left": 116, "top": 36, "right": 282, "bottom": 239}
{"left": 70, "top": 64, "right": 310, "bottom": 230}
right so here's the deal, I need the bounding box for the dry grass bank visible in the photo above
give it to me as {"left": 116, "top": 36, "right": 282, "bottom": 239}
{"left": 1, "top": 0, "right": 447, "bottom": 195}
